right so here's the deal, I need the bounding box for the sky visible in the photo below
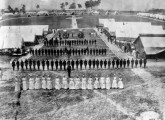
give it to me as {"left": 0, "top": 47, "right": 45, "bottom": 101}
{"left": 0, "top": 0, "right": 165, "bottom": 11}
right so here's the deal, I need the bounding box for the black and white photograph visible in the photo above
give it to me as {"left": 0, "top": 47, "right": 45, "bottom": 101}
{"left": 0, "top": 0, "right": 165, "bottom": 119}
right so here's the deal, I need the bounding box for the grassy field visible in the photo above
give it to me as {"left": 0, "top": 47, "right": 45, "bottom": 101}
{"left": 1, "top": 14, "right": 165, "bottom": 29}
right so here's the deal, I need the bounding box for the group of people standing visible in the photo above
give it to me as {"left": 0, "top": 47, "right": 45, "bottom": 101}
{"left": 12, "top": 58, "right": 147, "bottom": 71}
{"left": 44, "top": 39, "right": 97, "bottom": 47}
{"left": 15, "top": 74, "right": 124, "bottom": 92}
{"left": 29, "top": 47, "right": 107, "bottom": 56}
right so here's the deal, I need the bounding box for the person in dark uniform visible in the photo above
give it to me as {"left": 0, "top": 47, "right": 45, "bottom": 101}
{"left": 123, "top": 59, "right": 126, "bottom": 68}
{"left": 67, "top": 65, "right": 72, "bottom": 78}
{"left": 100, "top": 59, "right": 103, "bottom": 69}
{"left": 96, "top": 49, "right": 98, "bottom": 56}
{"left": 42, "top": 60, "right": 45, "bottom": 70}
{"left": 80, "top": 59, "right": 83, "bottom": 70}
{"left": 93, "top": 49, "right": 96, "bottom": 56}
{"left": 139, "top": 59, "right": 142, "bottom": 68}
{"left": 99, "top": 49, "right": 101, "bottom": 55}
{"left": 37, "top": 60, "right": 40, "bottom": 70}
{"left": 96, "top": 59, "right": 99, "bottom": 69}
{"left": 38, "top": 49, "right": 41, "bottom": 56}
{"left": 135, "top": 59, "right": 138, "bottom": 68}
{"left": 94, "top": 39, "right": 97, "bottom": 45}
{"left": 63, "top": 60, "right": 66, "bottom": 70}
{"left": 33, "top": 60, "right": 36, "bottom": 70}
{"left": 48, "top": 49, "right": 51, "bottom": 56}
{"left": 92, "top": 59, "right": 96, "bottom": 69}
{"left": 59, "top": 60, "right": 63, "bottom": 70}
{"left": 32, "top": 49, "right": 34, "bottom": 56}
{"left": 127, "top": 58, "right": 130, "bottom": 68}
{"left": 72, "top": 49, "right": 74, "bottom": 56}
{"left": 41, "top": 49, "right": 44, "bottom": 56}
{"left": 143, "top": 59, "right": 147, "bottom": 68}
{"left": 108, "top": 59, "right": 111, "bottom": 69}
{"left": 29, "top": 59, "right": 32, "bottom": 70}
{"left": 54, "top": 49, "right": 56, "bottom": 56}
{"left": 101, "top": 48, "right": 104, "bottom": 55}
{"left": 76, "top": 59, "right": 79, "bottom": 69}
{"left": 57, "top": 49, "right": 59, "bottom": 56}
{"left": 51, "top": 49, "right": 54, "bottom": 56}
{"left": 84, "top": 59, "right": 87, "bottom": 69}
{"left": 88, "top": 59, "right": 92, "bottom": 69}
{"left": 67, "top": 60, "right": 71, "bottom": 67}
{"left": 105, "top": 49, "right": 107, "bottom": 55}
{"left": 51, "top": 60, "right": 54, "bottom": 71}
{"left": 131, "top": 58, "right": 134, "bottom": 68}
{"left": 116, "top": 59, "right": 119, "bottom": 68}
{"left": 59, "top": 49, "right": 62, "bottom": 56}
{"left": 12, "top": 61, "right": 15, "bottom": 71}
{"left": 45, "top": 49, "right": 48, "bottom": 56}
{"left": 55, "top": 60, "right": 58, "bottom": 70}
{"left": 21, "top": 60, "right": 24, "bottom": 70}
{"left": 112, "top": 59, "right": 115, "bottom": 68}
{"left": 35, "top": 49, "right": 38, "bottom": 56}
{"left": 84, "top": 48, "right": 86, "bottom": 55}
{"left": 75, "top": 49, "right": 78, "bottom": 56}
{"left": 90, "top": 49, "right": 92, "bottom": 55}
{"left": 78, "top": 49, "right": 81, "bottom": 56}
{"left": 81, "top": 49, "right": 83, "bottom": 56}
{"left": 120, "top": 59, "right": 123, "bottom": 68}
{"left": 104, "top": 59, "right": 107, "bottom": 69}
{"left": 46, "top": 60, "right": 49, "bottom": 70}
{"left": 71, "top": 59, "right": 74, "bottom": 70}
{"left": 25, "top": 59, "right": 28, "bottom": 70}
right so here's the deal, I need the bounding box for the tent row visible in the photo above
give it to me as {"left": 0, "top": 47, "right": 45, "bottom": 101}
{"left": 0, "top": 25, "right": 49, "bottom": 49}
{"left": 137, "top": 13, "right": 165, "bottom": 21}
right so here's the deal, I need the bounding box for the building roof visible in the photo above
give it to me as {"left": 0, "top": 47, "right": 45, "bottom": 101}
{"left": 139, "top": 36, "right": 165, "bottom": 54}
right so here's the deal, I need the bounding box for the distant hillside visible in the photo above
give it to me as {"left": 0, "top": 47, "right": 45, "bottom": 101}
{"left": 147, "top": 9, "right": 165, "bottom": 15}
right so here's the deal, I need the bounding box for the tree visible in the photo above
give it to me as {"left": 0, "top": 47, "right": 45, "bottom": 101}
{"left": 78, "top": 4, "right": 82, "bottom": 9}
{"left": 60, "top": 3, "right": 65, "bottom": 10}
{"left": 36, "top": 4, "right": 40, "bottom": 10}
{"left": 8, "top": 5, "right": 14, "bottom": 13}
{"left": 69, "top": 2, "right": 76, "bottom": 9}
{"left": 65, "top": 2, "right": 69, "bottom": 6}
{"left": 85, "top": 0, "right": 101, "bottom": 9}
{"left": 22, "top": 4, "right": 26, "bottom": 14}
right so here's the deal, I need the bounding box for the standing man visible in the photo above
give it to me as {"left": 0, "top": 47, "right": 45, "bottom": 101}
{"left": 127, "top": 58, "right": 130, "bottom": 68}
{"left": 33, "top": 60, "right": 36, "bottom": 70}
{"left": 51, "top": 60, "right": 54, "bottom": 71}
{"left": 16, "top": 60, "right": 20, "bottom": 70}
{"left": 80, "top": 59, "right": 83, "bottom": 70}
{"left": 46, "top": 60, "right": 50, "bottom": 70}
{"left": 100, "top": 59, "right": 103, "bottom": 69}
{"left": 63, "top": 60, "right": 67, "bottom": 70}
{"left": 29, "top": 59, "right": 32, "bottom": 70}
{"left": 59, "top": 60, "right": 63, "bottom": 70}
{"left": 104, "top": 59, "right": 107, "bottom": 69}
{"left": 84, "top": 59, "right": 87, "bottom": 69}
{"left": 55, "top": 60, "right": 58, "bottom": 70}
{"left": 131, "top": 58, "right": 134, "bottom": 68}
{"left": 143, "top": 58, "right": 147, "bottom": 68}
{"left": 96, "top": 59, "right": 99, "bottom": 69}
{"left": 37, "top": 60, "right": 40, "bottom": 70}
{"left": 93, "top": 59, "right": 96, "bottom": 69}
{"left": 120, "top": 59, "right": 123, "bottom": 68}
{"left": 139, "top": 59, "right": 142, "bottom": 68}
{"left": 112, "top": 59, "right": 115, "bottom": 68}
{"left": 135, "top": 59, "right": 138, "bottom": 68}
{"left": 116, "top": 59, "right": 119, "bottom": 69}
{"left": 25, "top": 59, "right": 28, "bottom": 70}
{"left": 88, "top": 59, "right": 92, "bottom": 69}
{"left": 108, "top": 59, "right": 111, "bottom": 69}
{"left": 67, "top": 65, "right": 72, "bottom": 78}
{"left": 76, "top": 59, "right": 79, "bottom": 70}
{"left": 42, "top": 60, "right": 45, "bottom": 70}
{"left": 123, "top": 59, "right": 126, "bottom": 68}
{"left": 21, "top": 60, "right": 24, "bottom": 70}
{"left": 71, "top": 59, "right": 74, "bottom": 70}
{"left": 12, "top": 60, "right": 15, "bottom": 71}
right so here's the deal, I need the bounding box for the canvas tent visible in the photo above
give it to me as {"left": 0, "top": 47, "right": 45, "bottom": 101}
{"left": 133, "top": 34, "right": 165, "bottom": 59}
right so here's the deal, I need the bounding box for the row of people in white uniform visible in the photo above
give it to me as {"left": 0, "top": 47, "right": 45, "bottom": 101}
{"left": 15, "top": 75, "right": 124, "bottom": 91}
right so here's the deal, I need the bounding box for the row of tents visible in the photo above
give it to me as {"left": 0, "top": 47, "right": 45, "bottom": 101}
{"left": 99, "top": 19, "right": 165, "bottom": 59}
{"left": 137, "top": 13, "right": 165, "bottom": 21}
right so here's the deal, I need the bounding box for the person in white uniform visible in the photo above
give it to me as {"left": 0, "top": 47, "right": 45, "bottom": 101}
{"left": 29, "top": 74, "right": 35, "bottom": 90}
{"left": 55, "top": 76, "right": 61, "bottom": 90}
{"left": 100, "top": 76, "right": 105, "bottom": 89}
{"left": 112, "top": 75, "right": 118, "bottom": 89}
{"left": 105, "top": 75, "right": 111, "bottom": 89}
{"left": 75, "top": 76, "right": 81, "bottom": 89}
{"left": 94, "top": 74, "right": 100, "bottom": 89}
{"left": 22, "top": 75, "right": 28, "bottom": 90}
{"left": 62, "top": 76, "right": 68, "bottom": 89}
{"left": 35, "top": 75, "right": 41, "bottom": 90}
{"left": 42, "top": 75, "right": 47, "bottom": 89}
{"left": 81, "top": 75, "right": 87, "bottom": 90}
{"left": 69, "top": 77, "right": 75, "bottom": 89}
{"left": 47, "top": 75, "right": 52, "bottom": 90}
{"left": 118, "top": 76, "right": 124, "bottom": 89}
{"left": 87, "top": 76, "right": 93, "bottom": 89}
